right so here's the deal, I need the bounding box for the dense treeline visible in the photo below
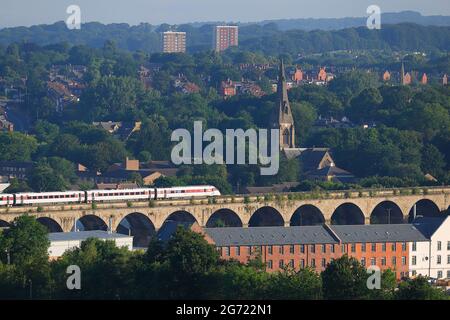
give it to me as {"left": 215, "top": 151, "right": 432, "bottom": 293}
{"left": 0, "top": 33, "right": 449, "bottom": 193}
{"left": 0, "top": 216, "right": 448, "bottom": 300}
{"left": 0, "top": 22, "right": 449, "bottom": 55}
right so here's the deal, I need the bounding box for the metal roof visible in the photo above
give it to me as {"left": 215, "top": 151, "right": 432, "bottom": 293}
{"left": 413, "top": 217, "right": 448, "bottom": 238}
{"left": 204, "top": 225, "right": 339, "bottom": 246}
{"left": 48, "top": 230, "right": 132, "bottom": 242}
{"left": 330, "top": 224, "right": 429, "bottom": 243}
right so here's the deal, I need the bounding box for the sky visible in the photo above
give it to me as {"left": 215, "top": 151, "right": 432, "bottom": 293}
{"left": 1, "top": 0, "right": 450, "bottom": 28}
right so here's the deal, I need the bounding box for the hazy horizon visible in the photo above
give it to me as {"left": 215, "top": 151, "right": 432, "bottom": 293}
{"left": 2, "top": 0, "right": 450, "bottom": 28}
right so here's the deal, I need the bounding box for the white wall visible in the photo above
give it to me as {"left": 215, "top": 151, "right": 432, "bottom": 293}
{"left": 409, "top": 217, "right": 450, "bottom": 279}
{"left": 48, "top": 236, "right": 134, "bottom": 259}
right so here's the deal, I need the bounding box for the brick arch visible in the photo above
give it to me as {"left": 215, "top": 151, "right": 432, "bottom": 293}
{"left": 370, "top": 201, "right": 404, "bottom": 224}
{"left": 164, "top": 210, "right": 198, "bottom": 225}
{"left": 249, "top": 206, "right": 284, "bottom": 227}
{"left": 290, "top": 204, "right": 325, "bottom": 226}
{"left": 75, "top": 214, "right": 108, "bottom": 231}
{"left": 37, "top": 217, "right": 63, "bottom": 233}
{"left": 117, "top": 212, "right": 156, "bottom": 248}
{"left": 206, "top": 209, "right": 242, "bottom": 227}
{"left": 408, "top": 199, "right": 442, "bottom": 222}
{"left": 0, "top": 219, "right": 10, "bottom": 228}
{"left": 331, "top": 202, "right": 365, "bottom": 225}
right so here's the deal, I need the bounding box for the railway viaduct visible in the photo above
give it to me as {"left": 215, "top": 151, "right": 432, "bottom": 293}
{"left": 0, "top": 186, "right": 449, "bottom": 247}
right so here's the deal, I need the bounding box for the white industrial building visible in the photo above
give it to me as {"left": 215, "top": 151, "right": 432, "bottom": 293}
{"left": 410, "top": 216, "right": 450, "bottom": 279}
{"left": 48, "top": 230, "right": 133, "bottom": 259}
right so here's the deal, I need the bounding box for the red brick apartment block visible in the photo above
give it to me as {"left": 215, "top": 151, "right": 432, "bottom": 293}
{"left": 213, "top": 26, "right": 238, "bottom": 52}
{"left": 205, "top": 224, "right": 427, "bottom": 280}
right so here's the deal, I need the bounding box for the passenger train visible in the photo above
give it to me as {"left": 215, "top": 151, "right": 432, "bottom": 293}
{"left": 0, "top": 185, "right": 221, "bottom": 207}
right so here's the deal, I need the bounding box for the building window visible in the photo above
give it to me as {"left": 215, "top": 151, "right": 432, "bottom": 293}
{"left": 300, "top": 244, "right": 305, "bottom": 253}
{"left": 361, "top": 258, "right": 366, "bottom": 266}
{"left": 392, "top": 256, "right": 396, "bottom": 266}
{"left": 372, "top": 243, "right": 376, "bottom": 252}
{"left": 330, "top": 244, "right": 335, "bottom": 253}
{"left": 290, "top": 245, "right": 295, "bottom": 254}
{"left": 322, "top": 244, "right": 326, "bottom": 253}
{"left": 224, "top": 247, "right": 230, "bottom": 256}
{"left": 361, "top": 243, "right": 366, "bottom": 252}
{"left": 447, "top": 270, "right": 450, "bottom": 279}
{"left": 412, "top": 270, "right": 417, "bottom": 277}
{"left": 341, "top": 244, "right": 346, "bottom": 253}
{"left": 412, "top": 242, "right": 417, "bottom": 251}
{"left": 279, "top": 260, "right": 284, "bottom": 269}
{"left": 402, "top": 242, "right": 407, "bottom": 251}
{"left": 447, "top": 241, "right": 450, "bottom": 251}
{"left": 412, "top": 256, "right": 416, "bottom": 266}
{"left": 382, "top": 243, "right": 386, "bottom": 252}
{"left": 236, "top": 246, "right": 241, "bottom": 256}
{"left": 322, "top": 258, "right": 326, "bottom": 268}
{"left": 370, "top": 258, "right": 376, "bottom": 266}
{"left": 437, "top": 241, "right": 442, "bottom": 251}
{"left": 248, "top": 246, "right": 252, "bottom": 255}
{"left": 311, "top": 245, "right": 315, "bottom": 254}
{"left": 438, "top": 271, "right": 443, "bottom": 279}
{"left": 447, "top": 255, "right": 450, "bottom": 265}
{"left": 311, "top": 259, "right": 316, "bottom": 268}
{"left": 300, "top": 259, "right": 305, "bottom": 268}
{"left": 289, "top": 259, "right": 294, "bottom": 268}
{"left": 279, "top": 246, "right": 284, "bottom": 254}
{"left": 402, "top": 256, "right": 406, "bottom": 265}
{"left": 267, "top": 260, "right": 273, "bottom": 269}
{"left": 381, "top": 257, "right": 386, "bottom": 266}
{"left": 437, "top": 255, "right": 442, "bottom": 265}
{"left": 351, "top": 243, "right": 356, "bottom": 253}
{"left": 392, "top": 243, "right": 396, "bottom": 252}
{"left": 268, "top": 246, "right": 273, "bottom": 255}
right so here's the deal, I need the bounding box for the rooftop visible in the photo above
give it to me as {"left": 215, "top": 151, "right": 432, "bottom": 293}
{"left": 48, "top": 230, "right": 132, "bottom": 242}
{"left": 204, "top": 225, "right": 339, "bottom": 246}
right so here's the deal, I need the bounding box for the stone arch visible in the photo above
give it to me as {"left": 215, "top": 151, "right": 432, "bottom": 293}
{"left": 331, "top": 203, "right": 365, "bottom": 225}
{"left": 249, "top": 206, "right": 284, "bottom": 227}
{"left": 0, "top": 219, "right": 10, "bottom": 228}
{"left": 290, "top": 204, "right": 325, "bottom": 226}
{"left": 37, "top": 217, "right": 63, "bottom": 233}
{"left": 408, "top": 199, "right": 442, "bottom": 222}
{"left": 164, "top": 210, "right": 198, "bottom": 224}
{"left": 75, "top": 215, "right": 108, "bottom": 231}
{"left": 117, "top": 212, "right": 156, "bottom": 248}
{"left": 370, "top": 201, "right": 404, "bottom": 224}
{"left": 206, "top": 209, "right": 242, "bottom": 228}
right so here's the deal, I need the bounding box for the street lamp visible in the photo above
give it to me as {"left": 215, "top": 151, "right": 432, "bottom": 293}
{"left": 386, "top": 208, "right": 391, "bottom": 224}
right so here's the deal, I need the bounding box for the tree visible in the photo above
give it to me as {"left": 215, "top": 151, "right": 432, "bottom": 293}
{"left": 0, "top": 216, "right": 51, "bottom": 299}
{"left": 0, "top": 132, "right": 38, "bottom": 161}
{"left": 266, "top": 268, "right": 322, "bottom": 300}
{"left": 396, "top": 276, "right": 449, "bottom": 300}
{"left": 322, "top": 255, "right": 369, "bottom": 300}
{"left": 51, "top": 238, "right": 135, "bottom": 299}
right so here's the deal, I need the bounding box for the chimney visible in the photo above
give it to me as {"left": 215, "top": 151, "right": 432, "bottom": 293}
{"left": 125, "top": 157, "right": 139, "bottom": 171}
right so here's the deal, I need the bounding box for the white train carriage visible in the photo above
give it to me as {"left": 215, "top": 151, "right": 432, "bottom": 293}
{"left": 15, "top": 191, "right": 85, "bottom": 205}
{"left": 156, "top": 185, "right": 221, "bottom": 199}
{"left": 86, "top": 188, "right": 155, "bottom": 203}
{"left": 0, "top": 194, "right": 14, "bottom": 206}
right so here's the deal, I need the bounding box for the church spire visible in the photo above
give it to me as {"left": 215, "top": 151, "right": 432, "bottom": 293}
{"left": 271, "top": 58, "right": 295, "bottom": 149}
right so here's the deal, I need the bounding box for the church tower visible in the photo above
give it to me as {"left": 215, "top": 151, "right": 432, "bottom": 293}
{"left": 272, "top": 59, "right": 295, "bottom": 150}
